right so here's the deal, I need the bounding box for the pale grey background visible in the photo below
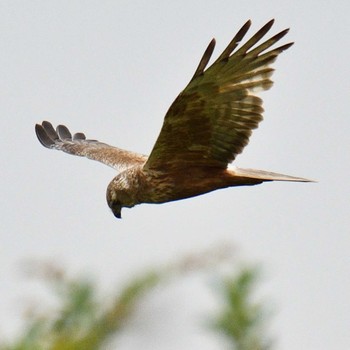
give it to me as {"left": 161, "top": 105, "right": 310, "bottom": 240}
{"left": 0, "top": 1, "right": 349, "bottom": 349}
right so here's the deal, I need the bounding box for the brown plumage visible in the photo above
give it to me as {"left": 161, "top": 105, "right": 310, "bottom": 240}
{"left": 35, "top": 20, "right": 312, "bottom": 219}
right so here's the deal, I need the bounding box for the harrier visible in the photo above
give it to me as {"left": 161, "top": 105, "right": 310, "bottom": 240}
{"left": 36, "top": 20, "right": 312, "bottom": 219}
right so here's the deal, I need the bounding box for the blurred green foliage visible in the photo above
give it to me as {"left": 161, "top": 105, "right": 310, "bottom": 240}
{"left": 213, "top": 268, "right": 272, "bottom": 350}
{"left": 1, "top": 269, "right": 161, "bottom": 350}
{"left": 1, "top": 249, "right": 273, "bottom": 350}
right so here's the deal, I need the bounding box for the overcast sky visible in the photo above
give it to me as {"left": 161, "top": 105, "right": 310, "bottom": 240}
{"left": 0, "top": 1, "right": 349, "bottom": 349}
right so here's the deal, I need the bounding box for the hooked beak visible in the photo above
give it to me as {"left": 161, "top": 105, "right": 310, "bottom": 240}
{"left": 112, "top": 207, "right": 122, "bottom": 219}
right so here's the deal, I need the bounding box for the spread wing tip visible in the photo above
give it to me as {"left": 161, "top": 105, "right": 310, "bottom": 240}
{"left": 190, "top": 19, "right": 291, "bottom": 85}
{"left": 35, "top": 123, "right": 55, "bottom": 148}
{"left": 35, "top": 121, "right": 78, "bottom": 149}
{"left": 190, "top": 38, "right": 216, "bottom": 82}
{"left": 57, "top": 124, "right": 72, "bottom": 140}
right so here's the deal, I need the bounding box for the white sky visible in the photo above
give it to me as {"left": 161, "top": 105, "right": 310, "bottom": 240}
{"left": 0, "top": 1, "right": 349, "bottom": 349}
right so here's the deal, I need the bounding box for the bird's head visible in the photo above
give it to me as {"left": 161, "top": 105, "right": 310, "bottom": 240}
{"left": 106, "top": 176, "right": 136, "bottom": 219}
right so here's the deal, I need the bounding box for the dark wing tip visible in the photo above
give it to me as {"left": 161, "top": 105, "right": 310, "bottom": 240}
{"left": 35, "top": 123, "right": 55, "bottom": 148}
{"left": 190, "top": 19, "right": 284, "bottom": 82}
{"left": 280, "top": 42, "right": 294, "bottom": 51}
{"left": 35, "top": 121, "right": 74, "bottom": 148}
{"left": 272, "top": 28, "right": 290, "bottom": 43}
{"left": 214, "top": 20, "right": 252, "bottom": 64}
{"left": 57, "top": 124, "right": 72, "bottom": 140}
{"left": 41, "top": 121, "right": 59, "bottom": 140}
{"left": 263, "top": 18, "right": 275, "bottom": 31}
{"left": 190, "top": 38, "right": 216, "bottom": 82}
{"left": 73, "top": 132, "right": 86, "bottom": 140}
{"left": 36, "top": 121, "right": 91, "bottom": 149}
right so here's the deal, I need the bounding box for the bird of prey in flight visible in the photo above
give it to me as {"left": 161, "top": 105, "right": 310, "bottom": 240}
{"left": 36, "top": 19, "right": 312, "bottom": 219}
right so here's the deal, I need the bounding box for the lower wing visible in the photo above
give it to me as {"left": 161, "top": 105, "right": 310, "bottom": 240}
{"left": 35, "top": 121, "right": 147, "bottom": 173}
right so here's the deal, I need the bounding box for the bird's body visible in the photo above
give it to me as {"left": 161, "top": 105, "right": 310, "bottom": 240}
{"left": 105, "top": 165, "right": 308, "bottom": 217}
{"left": 108, "top": 166, "right": 257, "bottom": 206}
{"left": 35, "top": 20, "right": 312, "bottom": 219}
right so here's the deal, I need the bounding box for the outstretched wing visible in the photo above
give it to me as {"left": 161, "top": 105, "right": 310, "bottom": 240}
{"left": 144, "top": 20, "right": 293, "bottom": 171}
{"left": 35, "top": 121, "right": 147, "bottom": 172}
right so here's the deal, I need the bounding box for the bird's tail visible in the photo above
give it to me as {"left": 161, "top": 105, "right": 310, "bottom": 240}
{"left": 230, "top": 167, "right": 315, "bottom": 182}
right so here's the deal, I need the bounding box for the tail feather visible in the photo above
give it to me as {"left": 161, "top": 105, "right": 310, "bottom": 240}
{"left": 231, "top": 167, "right": 315, "bottom": 182}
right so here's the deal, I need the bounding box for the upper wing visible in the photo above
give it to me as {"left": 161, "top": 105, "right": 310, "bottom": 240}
{"left": 144, "top": 20, "right": 293, "bottom": 171}
{"left": 35, "top": 121, "right": 147, "bottom": 172}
